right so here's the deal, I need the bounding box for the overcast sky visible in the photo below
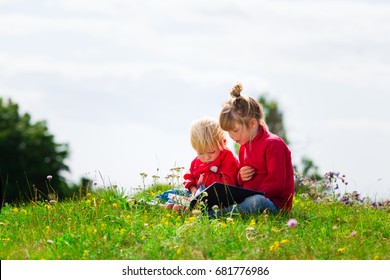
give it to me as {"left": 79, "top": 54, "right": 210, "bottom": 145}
{"left": 1, "top": 0, "right": 389, "bottom": 200}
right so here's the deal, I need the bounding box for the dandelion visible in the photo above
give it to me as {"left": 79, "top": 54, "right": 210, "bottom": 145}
{"left": 141, "top": 235, "right": 146, "bottom": 241}
{"left": 270, "top": 241, "right": 280, "bottom": 251}
{"left": 47, "top": 175, "right": 53, "bottom": 180}
{"left": 271, "top": 227, "right": 281, "bottom": 233}
{"left": 287, "top": 218, "right": 298, "bottom": 228}
{"left": 112, "top": 203, "right": 118, "bottom": 208}
{"left": 82, "top": 250, "right": 89, "bottom": 258}
{"left": 337, "top": 247, "right": 346, "bottom": 254}
{"left": 281, "top": 239, "right": 290, "bottom": 244}
{"left": 184, "top": 217, "right": 196, "bottom": 224}
{"left": 249, "top": 219, "right": 256, "bottom": 227}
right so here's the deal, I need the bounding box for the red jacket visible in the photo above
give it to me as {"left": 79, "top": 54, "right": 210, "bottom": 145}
{"left": 238, "top": 126, "right": 294, "bottom": 212}
{"left": 183, "top": 148, "right": 239, "bottom": 191}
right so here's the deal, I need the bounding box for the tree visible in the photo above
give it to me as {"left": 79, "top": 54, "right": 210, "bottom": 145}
{"left": 0, "top": 98, "right": 70, "bottom": 203}
{"left": 257, "top": 94, "right": 322, "bottom": 182}
{"left": 258, "top": 95, "right": 289, "bottom": 144}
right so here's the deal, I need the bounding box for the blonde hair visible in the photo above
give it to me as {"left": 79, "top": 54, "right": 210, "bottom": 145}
{"left": 190, "top": 118, "right": 226, "bottom": 153}
{"left": 219, "top": 83, "right": 268, "bottom": 131}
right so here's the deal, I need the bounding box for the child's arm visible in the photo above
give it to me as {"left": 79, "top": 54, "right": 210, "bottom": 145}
{"left": 259, "top": 140, "right": 290, "bottom": 196}
{"left": 183, "top": 159, "right": 201, "bottom": 196}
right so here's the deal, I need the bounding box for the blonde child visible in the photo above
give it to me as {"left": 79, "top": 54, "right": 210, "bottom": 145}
{"left": 217, "top": 83, "right": 295, "bottom": 215}
{"left": 183, "top": 117, "right": 239, "bottom": 195}
{"left": 156, "top": 117, "right": 239, "bottom": 211}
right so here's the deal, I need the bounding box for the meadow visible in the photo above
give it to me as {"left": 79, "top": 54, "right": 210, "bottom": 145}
{"left": 0, "top": 171, "right": 389, "bottom": 260}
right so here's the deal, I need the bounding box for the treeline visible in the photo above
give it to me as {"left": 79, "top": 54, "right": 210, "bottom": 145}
{"left": 0, "top": 94, "right": 320, "bottom": 206}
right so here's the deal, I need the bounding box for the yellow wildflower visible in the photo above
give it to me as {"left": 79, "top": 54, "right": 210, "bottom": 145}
{"left": 281, "top": 239, "right": 290, "bottom": 244}
{"left": 82, "top": 250, "right": 89, "bottom": 258}
{"left": 271, "top": 227, "right": 281, "bottom": 233}
{"left": 185, "top": 216, "right": 196, "bottom": 224}
{"left": 270, "top": 241, "right": 280, "bottom": 251}
{"left": 337, "top": 247, "right": 346, "bottom": 254}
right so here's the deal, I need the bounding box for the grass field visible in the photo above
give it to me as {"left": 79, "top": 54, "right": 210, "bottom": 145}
{"left": 0, "top": 175, "right": 389, "bottom": 260}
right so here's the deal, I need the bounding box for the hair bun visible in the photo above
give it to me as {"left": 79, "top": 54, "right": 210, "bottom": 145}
{"left": 230, "top": 83, "right": 243, "bottom": 98}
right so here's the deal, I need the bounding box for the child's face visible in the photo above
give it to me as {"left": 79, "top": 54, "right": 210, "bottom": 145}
{"left": 228, "top": 120, "right": 258, "bottom": 145}
{"left": 197, "top": 147, "right": 221, "bottom": 163}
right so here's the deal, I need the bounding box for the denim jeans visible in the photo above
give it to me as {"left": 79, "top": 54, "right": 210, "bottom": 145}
{"left": 209, "top": 194, "right": 280, "bottom": 217}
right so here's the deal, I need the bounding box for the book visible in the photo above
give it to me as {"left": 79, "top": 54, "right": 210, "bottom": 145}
{"left": 189, "top": 182, "right": 264, "bottom": 210}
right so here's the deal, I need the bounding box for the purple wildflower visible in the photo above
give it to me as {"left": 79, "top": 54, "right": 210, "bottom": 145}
{"left": 287, "top": 218, "right": 298, "bottom": 228}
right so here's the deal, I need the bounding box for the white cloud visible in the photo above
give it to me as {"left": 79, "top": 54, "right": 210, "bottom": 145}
{"left": 1, "top": 0, "right": 390, "bottom": 198}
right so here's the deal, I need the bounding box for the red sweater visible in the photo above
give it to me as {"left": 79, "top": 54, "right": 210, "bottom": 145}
{"left": 238, "top": 126, "right": 294, "bottom": 212}
{"left": 183, "top": 148, "right": 239, "bottom": 191}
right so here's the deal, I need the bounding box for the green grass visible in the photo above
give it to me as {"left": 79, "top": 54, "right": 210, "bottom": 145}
{"left": 0, "top": 185, "right": 389, "bottom": 260}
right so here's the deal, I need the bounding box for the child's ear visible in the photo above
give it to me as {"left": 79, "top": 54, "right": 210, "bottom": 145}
{"left": 219, "top": 139, "right": 227, "bottom": 150}
{"left": 250, "top": 118, "right": 258, "bottom": 128}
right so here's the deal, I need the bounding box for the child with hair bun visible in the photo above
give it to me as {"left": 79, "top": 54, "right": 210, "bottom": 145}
{"left": 217, "top": 83, "right": 295, "bottom": 215}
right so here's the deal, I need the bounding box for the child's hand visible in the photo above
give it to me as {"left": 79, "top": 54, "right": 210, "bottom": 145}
{"left": 198, "top": 173, "right": 204, "bottom": 184}
{"left": 239, "top": 166, "right": 256, "bottom": 181}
